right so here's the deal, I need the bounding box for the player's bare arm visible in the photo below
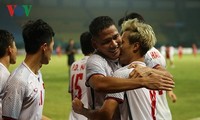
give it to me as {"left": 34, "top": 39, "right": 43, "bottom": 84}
{"left": 89, "top": 75, "right": 143, "bottom": 93}
{"left": 129, "top": 64, "right": 173, "bottom": 78}
{"left": 72, "top": 98, "right": 102, "bottom": 120}
{"left": 140, "top": 72, "right": 174, "bottom": 91}
{"left": 72, "top": 98, "right": 118, "bottom": 120}
{"left": 88, "top": 73, "right": 174, "bottom": 93}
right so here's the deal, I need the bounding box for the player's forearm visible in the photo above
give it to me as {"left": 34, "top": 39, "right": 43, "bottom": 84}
{"left": 90, "top": 76, "right": 143, "bottom": 93}
{"left": 90, "top": 74, "right": 174, "bottom": 92}
{"left": 80, "top": 108, "right": 107, "bottom": 120}
{"left": 153, "top": 65, "right": 173, "bottom": 78}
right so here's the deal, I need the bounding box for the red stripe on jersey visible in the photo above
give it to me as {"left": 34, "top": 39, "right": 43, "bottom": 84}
{"left": 150, "top": 90, "right": 156, "bottom": 120}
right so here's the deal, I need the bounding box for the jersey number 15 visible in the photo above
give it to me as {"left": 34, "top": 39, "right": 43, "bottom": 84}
{"left": 71, "top": 73, "right": 83, "bottom": 99}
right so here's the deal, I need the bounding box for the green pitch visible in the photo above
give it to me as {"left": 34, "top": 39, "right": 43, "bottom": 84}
{"left": 9, "top": 54, "right": 200, "bottom": 120}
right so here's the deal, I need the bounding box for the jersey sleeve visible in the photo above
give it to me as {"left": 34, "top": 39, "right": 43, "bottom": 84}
{"left": 85, "top": 55, "right": 107, "bottom": 86}
{"left": 106, "top": 92, "right": 124, "bottom": 104}
{"left": 2, "top": 76, "right": 26, "bottom": 119}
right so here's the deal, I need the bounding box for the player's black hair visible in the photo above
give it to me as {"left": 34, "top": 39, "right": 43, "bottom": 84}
{"left": 0, "top": 29, "right": 15, "bottom": 57}
{"left": 22, "top": 19, "right": 55, "bottom": 54}
{"left": 89, "top": 16, "right": 116, "bottom": 37}
{"left": 118, "top": 12, "right": 145, "bottom": 27}
{"left": 80, "top": 31, "right": 95, "bottom": 55}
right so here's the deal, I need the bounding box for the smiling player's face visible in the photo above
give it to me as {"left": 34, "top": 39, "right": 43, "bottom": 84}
{"left": 93, "top": 25, "right": 122, "bottom": 60}
{"left": 119, "top": 31, "right": 134, "bottom": 66}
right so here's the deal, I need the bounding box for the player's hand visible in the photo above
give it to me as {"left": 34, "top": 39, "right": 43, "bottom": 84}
{"left": 72, "top": 98, "right": 84, "bottom": 114}
{"left": 129, "top": 64, "right": 152, "bottom": 78}
{"left": 143, "top": 72, "right": 175, "bottom": 91}
{"left": 167, "top": 91, "right": 177, "bottom": 103}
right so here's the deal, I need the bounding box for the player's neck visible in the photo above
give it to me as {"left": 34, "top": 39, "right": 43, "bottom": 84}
{"left": 130, "top": 54, "right": 144, "bottom": 64}
{"left": 24, "top": 54, "right": 42, "bottom": 75}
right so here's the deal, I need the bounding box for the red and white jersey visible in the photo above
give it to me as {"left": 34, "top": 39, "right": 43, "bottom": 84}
{"left": 2, "top": 62, "right": 45, "bottom": 120}
{"left": 69, "top": 56, "right": 91, "bottom": 120}
{"left": 145, "top": 47, "right": 172, "bottom": 120}
{"left": 145, "top": 47, "right": 166, "bottom": 68}
{"left": 107, "top": 61, "right": 154, "bottom": 120}
{"left": 0, "top": 63, "right": 10, "bottom": 120}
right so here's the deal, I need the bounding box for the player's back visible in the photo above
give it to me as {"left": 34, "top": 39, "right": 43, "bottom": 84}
{"left": 69, "top": 56, "right": 90, "bottom": 120}
{"left": 112, "top": 62, "right": 153, "bottom": 120}
{"left": 144, "top": 47, "right": 172, "bottom": 120}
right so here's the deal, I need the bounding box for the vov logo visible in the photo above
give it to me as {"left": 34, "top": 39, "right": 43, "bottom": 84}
{"left": 7, "top": 5, "right": 32, "bottom": 17}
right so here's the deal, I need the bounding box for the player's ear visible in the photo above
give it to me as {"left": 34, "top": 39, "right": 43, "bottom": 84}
{"left": 7, "top": 45, "right": 12, "bottom": 55}
{"left": 91, "top": 39, "right": 97, "bottom": 49}
{"left": 132, "top": 42, "right": 140, "bottom": 53}
{"left": 41, "top": 43, "right": 48, "bottom": 52}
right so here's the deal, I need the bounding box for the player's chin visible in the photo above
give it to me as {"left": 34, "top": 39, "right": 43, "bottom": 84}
{"left": 109, "top": 53, "right": 119, "bottom": 60}
{"left": 111, "top": 50, "right": 120, "bottom": 59}
{"left": 41, "top": 58, "right": 50, "bottom": 65}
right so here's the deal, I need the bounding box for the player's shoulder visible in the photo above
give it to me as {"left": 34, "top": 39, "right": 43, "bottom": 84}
{"left": 9, "top": 63, "right": 33, "bottom": 83}
{"left": 87, "top": 54, "right": 107, "bottom": 65}
{"left": 0, "top": 63, "right": 9, "bottom": 73}
{"left": 146, "top": 47, "right": 160, "bottom": 54}
{"left": 88, "top": 54, "right": 106, "bottom": 61}
{"left": 145, "top": 47, "right": 162, "bottom": 58}
{"left": 0, "top": 64, "right": 9, "bottom": 76}
{"left": 113, "top": 65, "right": 131, "bottom": 77}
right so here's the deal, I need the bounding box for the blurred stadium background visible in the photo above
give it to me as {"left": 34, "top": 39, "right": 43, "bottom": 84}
{"left": 1, "top": 0, "right": 200, "bottom": 119}
{"left": 0, "top": 0, "right": 200, "bottom": 52}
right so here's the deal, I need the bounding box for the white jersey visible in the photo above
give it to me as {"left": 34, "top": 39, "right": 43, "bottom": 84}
{"left": 0, "top": 63, "right": 10, "bottom": 120}
{"left": 107, "top": 61, "right": 154, "bottom": 120}
{"left": 2, "top": 62, "right": 45, "bottom": 120}
{"left": 145, "top": 47, "right": 166, "bottom": 68}
{"left": 69, "top": 56, "right": 91, "bottom": 120}
{"left": 86, "top": 53, "right": 121, "bottom": 120}
{"left": 145, "top": 47, "right": 172, "bottom": 120}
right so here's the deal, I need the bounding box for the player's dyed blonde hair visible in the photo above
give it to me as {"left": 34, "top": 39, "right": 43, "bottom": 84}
{"left": 121, "top": 18, "right": 157, "bottom": 56}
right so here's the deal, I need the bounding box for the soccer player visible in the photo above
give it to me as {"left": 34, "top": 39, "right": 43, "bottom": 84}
{"left": 73, "top": 18, "right": 161, "bottom": 120}
{"left": 0, "top": 29, "right": 17, "bottom": 120}
{"left": 165, "top": 45, "right": 175, "bottom": 68}
{"left": 119, "top": 12, "right": 177, "bottom": 119}
{"left": 192, "top": 43, "right": 197, "bottom": 57}
{"left": 2, "top": 19, "right": 55, "bottom": 120}
{"left": 69, "top": 31, "right": 95, "bottom": 120}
